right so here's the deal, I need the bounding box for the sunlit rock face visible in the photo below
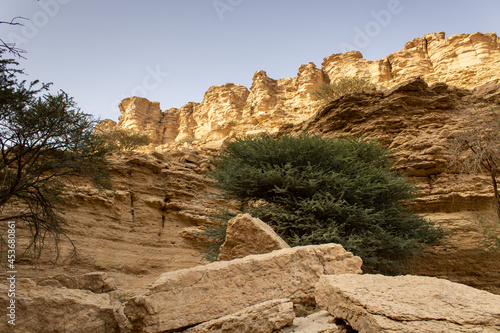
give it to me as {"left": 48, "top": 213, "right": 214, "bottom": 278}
{"left": 322, "top": 32, "right": 500, "bottom": 88}
{"left": 107, "top": 32, "right": 500, "bottom": 144}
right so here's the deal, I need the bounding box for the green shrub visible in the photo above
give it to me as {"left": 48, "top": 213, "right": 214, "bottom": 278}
{"left": 99, "top": 128, "right": 151, "bottom": 151}
{"left": 207, "top": 134, "right": 446, "bottom": 274}
{"left": 312, "top": 77, "right": 375, "bottom": 105}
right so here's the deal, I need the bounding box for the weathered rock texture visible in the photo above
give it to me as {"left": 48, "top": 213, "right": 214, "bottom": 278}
{"left": 123, "top": 243, "right": 362, "bottom": 332}
{"left": 37, "top": 272, "right": 117, "bottom": 293}
{"left": 0, "top": 280, "right": 120, "bottom": 333}
{"left": 315, "top": 274, "right": 500, "bottom": 333}
{"left": 323, "top": 32, "right": 500, "bottom": 89}
{"left": 106, "top": 32, "right": 500, "bottom": 144}
{"left": 218, "top": 213, "right": 290, "bottom": 261}
{"left": 278, "top": 310, "right": 339, "bottom": 333}
{"left": 184, "top": 299, "right": 295, "bottom": 333}
{"left": 0, "top": 148, "right": 232, "bottom": 293}
{"left": 280, "top": 78, "right": 500, "bottom": 293}
{"left": 56, "top": 150, "right": 221, "bottom": 276}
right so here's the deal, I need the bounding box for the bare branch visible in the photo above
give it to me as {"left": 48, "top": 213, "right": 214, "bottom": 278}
{"left": 0, "top": 17, "right": 28, "bottom": 58}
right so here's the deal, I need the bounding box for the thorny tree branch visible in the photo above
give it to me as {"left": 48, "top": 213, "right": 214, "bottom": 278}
{"left": 0, "top": 17, "right": 28, "bottom": 58}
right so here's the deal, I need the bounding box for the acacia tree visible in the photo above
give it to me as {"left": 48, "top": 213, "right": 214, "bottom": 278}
{"left": 208, "top": 135, "right": 445, "bottom": 274}
{"left": 0, "top": 49, "right": 112, "bottom": 260}
{"left": 450, "top": 103, "right": 500, "bottom": 219}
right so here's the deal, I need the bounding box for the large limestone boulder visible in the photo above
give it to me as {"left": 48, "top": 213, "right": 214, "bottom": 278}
{"left": 315, "top": 274, "right": 500, "bottom": 332}
{"left": 0, "top": 280, "right": 120, "bottom": 333}
{"left": 184, "top": 299, "right": 295, "bottom": 333}
{"left": 124, "top": 243, "right": 362, "bottom": 332}
{"left": 218, "top": 213, "right": 290, "bottom": 261}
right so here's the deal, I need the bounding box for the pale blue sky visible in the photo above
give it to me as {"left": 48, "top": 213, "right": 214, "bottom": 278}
{"left": 1, "top": 0, "right": 499, "bottom": 121}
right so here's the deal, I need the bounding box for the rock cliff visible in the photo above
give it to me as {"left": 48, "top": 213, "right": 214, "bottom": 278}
{"left": 105, "top": 32, "right": 500, "bottom": 144}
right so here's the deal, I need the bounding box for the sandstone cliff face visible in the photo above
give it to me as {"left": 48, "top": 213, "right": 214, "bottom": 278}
{"left": 106, "top": 32, "right": 500, "bottom": 144}
{"left": 323, "top": 32, "right": 500, "bottom": 89}
{"left": 6, "top": 31, "right": 500, "bottom": 333}
{"left": 118, "top": 97, "right": 164, "bottom": 144}
{"left": 110, "top": 64, "right": 326, "bottom": 144}
{"left": 86, "top": 32, "right": 500, "bottom": 294}
{"left": 4, "top": 148, "right": 229, "bottom": 290}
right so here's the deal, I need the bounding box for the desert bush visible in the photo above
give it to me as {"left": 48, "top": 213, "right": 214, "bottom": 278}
{"left": 206, "top": 134, "right": 446, "bottom": 274}
{"left": 99, "top": 128, "right": 151, "bottom": 151}
{"left": 312, "top": 77, "right": 375, "bottom": 105}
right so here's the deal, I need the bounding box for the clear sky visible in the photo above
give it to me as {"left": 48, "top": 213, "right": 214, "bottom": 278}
{"left": 1, "top": 0, "right": 499, "bottom": 121}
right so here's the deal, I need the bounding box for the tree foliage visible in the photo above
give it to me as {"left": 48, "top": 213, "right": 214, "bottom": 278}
{"left": 208, "top": 134, "right": 445, "bottom": 274}
{"left": 97, "top": 128, "right": 152, "bottom": 151}
{"left": 0, "top": 49, "right": 112, "bottom": 260}
{"left": 311, "top": 77, "right": 375, "bottom": 105}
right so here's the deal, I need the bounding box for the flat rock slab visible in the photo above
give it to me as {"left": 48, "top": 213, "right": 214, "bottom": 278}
{"left": 185, "top": 299, "right": 295, "bottom": 333}
{"left": 218, "top": 213, "right": 290, "bottom": 261}
{"left": 124, "top": 243, "right": 362, "bottom": 332}
{"left": 315, "top": 274, "right": 500, "bottom": 333}
{"left": 0, "top": 280, "right": 119, "bottom": 333}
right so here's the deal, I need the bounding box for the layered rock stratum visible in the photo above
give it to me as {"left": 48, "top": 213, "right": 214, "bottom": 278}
{"left": 280, "top": 77, "right": 500, "bottom": 292}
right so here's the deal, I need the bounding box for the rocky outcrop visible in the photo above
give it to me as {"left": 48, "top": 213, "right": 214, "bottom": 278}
{"left": 184, "top": 299, "right": 295, "bottom": 333}
{"left": 123, "top": 243, "right": 362, "bottom": 332}
{"left": 322, "top": 32, "right": 500, "bottom": 89}
{"left": 192, "top": 83, "right": 250, "bottom": 141}
{"left": 105, "top": 32, "right": 500, "bottom": 144}
{"left": 218, "top": 213, "right": 290, "bottom": 261}
{"left": 118, "top": 97, "right": 164, "bottom": 144}
{"left": 315, "top": 274, "right": 500, "bottom": 332}
{"left": 284, "top": 78, "right": 496, "bottom": 208}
